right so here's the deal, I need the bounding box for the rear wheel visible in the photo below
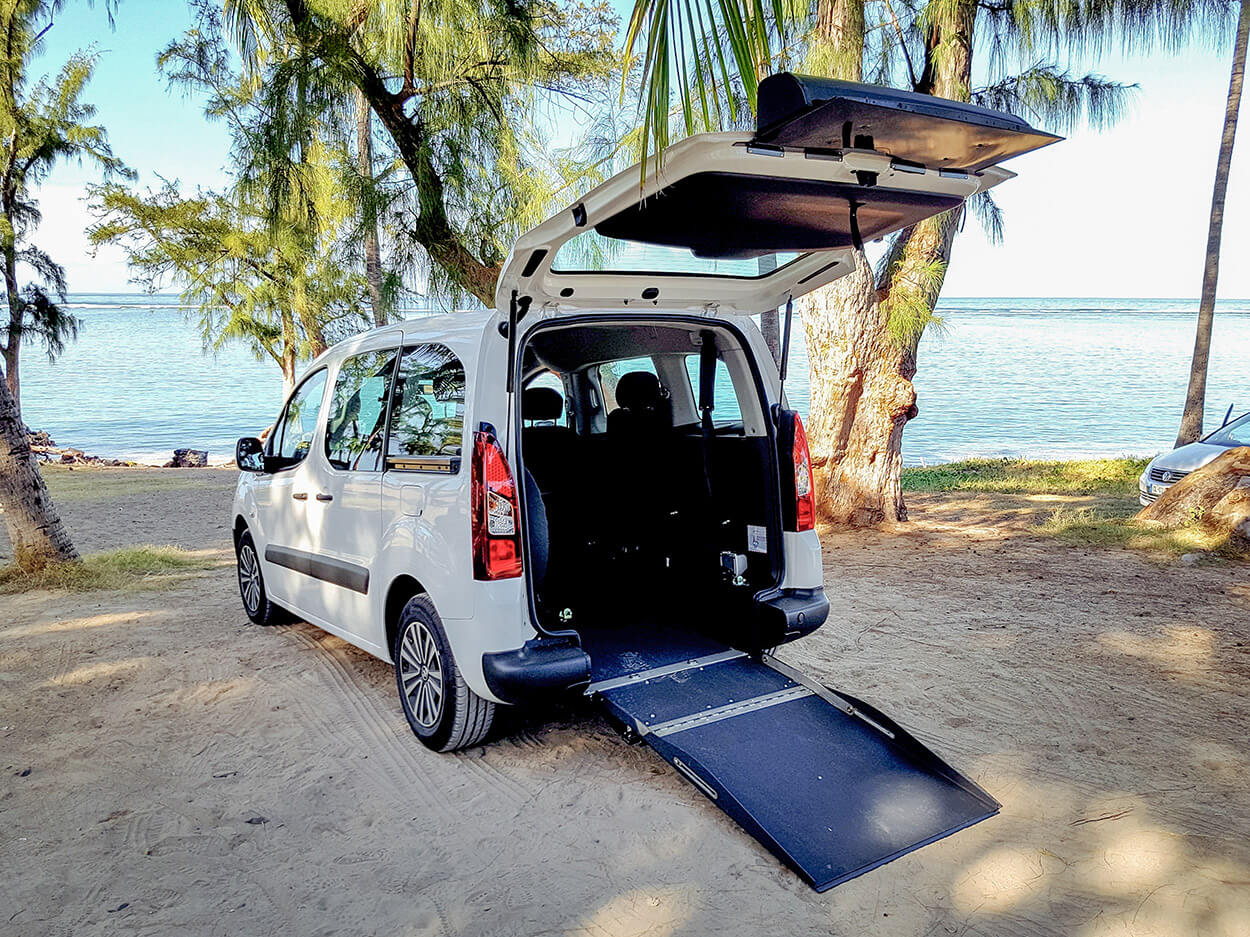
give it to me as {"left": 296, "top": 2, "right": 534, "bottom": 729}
{"left": 235, "top": 530, "right": 290, "bottom": 626}
{"left": 394, "top": 595, "right": 494, "bottom": 752}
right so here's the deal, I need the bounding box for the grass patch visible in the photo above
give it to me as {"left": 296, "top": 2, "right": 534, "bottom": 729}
{"left": 0, "top": 545, "right": 221, "bottom": 594}
{"left": 38, "top": 464, "right": 231, "bottom": 502}
{"left": 1037, "top": 505, "right": 1245, "bottom": 559}
{"left": 902, "top": 457, "right": 1151, "bottom": 496}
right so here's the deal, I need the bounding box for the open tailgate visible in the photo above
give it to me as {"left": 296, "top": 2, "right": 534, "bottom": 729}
{"left": 497, "top": 73, "right": 1059, "bottom": 315}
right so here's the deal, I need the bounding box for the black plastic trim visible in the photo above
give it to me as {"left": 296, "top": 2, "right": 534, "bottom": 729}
{"left": 482, "top": 639, "right": 591, "bottom": 703}
{"left": 264, "top": 545, "right": 370, "bottom": 594}
{"left": 521, "top": 249, "right": 548, "bottom": 278}
{"left": 753, "top": 587, "right": 829, "bottom": 646}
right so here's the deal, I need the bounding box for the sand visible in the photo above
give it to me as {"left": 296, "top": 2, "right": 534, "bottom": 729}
{"left": 1, "top": 469, "right": 1248, "bottom": 935}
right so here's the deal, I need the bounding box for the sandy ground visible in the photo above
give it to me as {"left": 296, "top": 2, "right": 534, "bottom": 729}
{"left": 1, "top": 469, "right": 1248, "bottom": 936}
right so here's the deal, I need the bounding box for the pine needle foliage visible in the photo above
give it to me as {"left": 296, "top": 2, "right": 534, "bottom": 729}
{"left": 88, "top": 4, "right": 370, "bottom": 390}
{"left": 0, "top": 1, "right": 130, "bottom": 412}
{"left": 216, "top": 0, "right": 619, "bottom": 306}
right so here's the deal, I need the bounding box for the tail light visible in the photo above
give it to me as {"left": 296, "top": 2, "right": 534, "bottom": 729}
{"left": 793, "top": 414, "right": 815, "bottom": 532}
{"left": 471, "top": 430, "right": 524, "bottom": 580}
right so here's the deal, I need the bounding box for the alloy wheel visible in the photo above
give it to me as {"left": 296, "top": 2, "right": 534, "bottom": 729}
{"left": 398, "top": 621, "right": 444, "bottom": 729}
{"left": 238, "top": 543, "right": 262, "bottom": 614}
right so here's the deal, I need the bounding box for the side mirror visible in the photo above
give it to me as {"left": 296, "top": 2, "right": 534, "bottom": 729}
{"left": 236, "top": 437, "right": 267, "bottom": 473}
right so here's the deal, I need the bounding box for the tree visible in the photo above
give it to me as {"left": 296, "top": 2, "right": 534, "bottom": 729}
{"left": 220, "top": 0, "right": 618, "bottom": 306}
{"left": 1176, "top": 0, "right": 1248, "bottom": 446}
{"left": 0, "top": 371, "right": 75, "bottom": 567}
{"left": 89, "top": 6, "right": 372, "bottom": 394}
{"left": 355, "top": 88, "right": 389, "bottom": 326}
{"left": 0, "top": 7, "right": 129, "bottom": 416}
{"left": 0, "top": 0, "right": 127, "bottom": 569}
{"left": 89, "top": 181, "right": 369, "bottom": 395}
{"left": 625, "top": 0, "right": 1222, "bottom": 526}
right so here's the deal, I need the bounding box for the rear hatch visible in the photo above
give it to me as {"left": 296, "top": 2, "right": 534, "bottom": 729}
{"left": 498, "top": 72, "right": 1059, "bottom": 315}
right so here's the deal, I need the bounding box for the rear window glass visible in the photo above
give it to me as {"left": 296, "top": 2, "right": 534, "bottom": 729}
{"left": 386, "top": 344, "right": 465, "bottom": 467}
{"left": 552, "top": 228, "right": 799, "bottom": 278}
{"left": 684, "top": 354, "right": 742, "bottom": 427}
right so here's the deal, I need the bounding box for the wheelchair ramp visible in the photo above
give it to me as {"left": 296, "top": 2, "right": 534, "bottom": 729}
{"left": 589, "top": 652, "right": 998, "bottom": 891}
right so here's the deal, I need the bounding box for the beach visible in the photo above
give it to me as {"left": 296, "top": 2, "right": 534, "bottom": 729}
{"left": 3, "top": 465, "right": 1247, "bottom": 935}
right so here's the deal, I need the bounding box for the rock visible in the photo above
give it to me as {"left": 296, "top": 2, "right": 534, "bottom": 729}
{"left": 170, "top": 448, "right": 208, "bottom": 468}
{"left": 1180, "top": 552, "right": 1203, "bottom": 566}
{"left": 24, "top": 424, "right": 55, "bottom": 447}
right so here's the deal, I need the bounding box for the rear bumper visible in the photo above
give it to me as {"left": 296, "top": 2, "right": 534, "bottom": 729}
{"left": 754, "top": 587, "right": 830, "bottom": 647}
{"left": 482, "top": 638, "right": 591, "bottom": 704}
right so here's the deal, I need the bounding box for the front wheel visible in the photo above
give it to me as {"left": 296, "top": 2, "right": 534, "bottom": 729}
{"left": 235, "top": 530, "right": 290, "bottom": 626}
{"left": 394, "top": 595, "right": 495, "bottom": 752}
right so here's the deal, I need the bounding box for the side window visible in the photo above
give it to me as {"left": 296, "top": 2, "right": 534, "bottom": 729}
{"left": 386, "top": 343, "right": 465, "bottom": 471}
{"left": 684, "top": 354, "right": 743, "bottom": 427}
{"left": 597, "top": 356, "right": 656, "bottom": 412}
{"left": 324, "top": 350, "right": 397, "bottom": 471}
{"left": 274, "top": 369, "right": 328, "bottom": 464}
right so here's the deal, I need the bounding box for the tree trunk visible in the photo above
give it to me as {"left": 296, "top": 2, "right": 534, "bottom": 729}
{"left": 285, "top": 4, "right": 500, "bottom": 305}
{"left": 1176, "top": 0, "right": 1248, "bottom": 447}
{"left": 3, "top": 242, "right": 23, "bottom": 418}
{"left": 802, "top": 0, "right": 973, "bottom": 527}
{"left": 356, "top": 89, "right": 387, "bottom": 326}
{"left": 0, "top": 369, "right": 76, "bottom": 568}
{"left": 280, "top": 308, "right": 297, "bottom": 397}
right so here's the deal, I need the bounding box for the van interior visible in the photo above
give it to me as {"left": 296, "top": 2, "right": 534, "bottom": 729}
{"left": 517, "top": 320, "right": 782, "bottom": 682}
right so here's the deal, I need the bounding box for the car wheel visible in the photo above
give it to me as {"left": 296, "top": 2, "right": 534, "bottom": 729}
{"left": 235, "top": 530, "right": 290, "bottom": 627}
{"left": 393, "top": 594, "right": 495, "bottom": 752}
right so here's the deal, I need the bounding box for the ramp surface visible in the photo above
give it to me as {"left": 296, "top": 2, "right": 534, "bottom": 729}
{"left": 591, "top": 652, "right": 997, "bottom": 891}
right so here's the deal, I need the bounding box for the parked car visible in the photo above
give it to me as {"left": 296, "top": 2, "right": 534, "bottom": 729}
{"left": 230, "top": 73, "right": 1058, "bottom": 891}
{"left": 1140, "top": 407, "right": 1249, "bottom": 505}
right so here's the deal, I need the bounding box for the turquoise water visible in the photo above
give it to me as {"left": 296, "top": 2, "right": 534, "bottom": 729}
{"left": 17, "top": 294, "right": 1250, "bottom": 465}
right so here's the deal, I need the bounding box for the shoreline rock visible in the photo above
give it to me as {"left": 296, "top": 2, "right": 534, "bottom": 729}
{"left": 164, "top": 448, "right": 209, "bottom": 469}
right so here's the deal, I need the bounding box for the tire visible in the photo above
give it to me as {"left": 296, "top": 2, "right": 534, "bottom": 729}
{"left": 235, "top": 529, "right": 290, "bottom": 627}
{"left": 393, "top": 594, "right": 495, "bottom": 752}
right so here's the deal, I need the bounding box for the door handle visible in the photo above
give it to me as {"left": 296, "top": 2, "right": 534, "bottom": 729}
{"left": 292, "top": 492, "right": 308, "bottom": 501}
{"left": 315, "top": 493, "right": 334, "bottom": 502}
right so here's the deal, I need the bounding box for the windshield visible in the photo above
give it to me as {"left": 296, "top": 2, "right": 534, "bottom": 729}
{"left": 1205, "top": 411, "right": 1250, "bottom": 446}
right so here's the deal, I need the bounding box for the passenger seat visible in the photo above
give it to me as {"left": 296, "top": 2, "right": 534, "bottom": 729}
{"left": 521, "top": 386, "right": 575, "bottom": 492}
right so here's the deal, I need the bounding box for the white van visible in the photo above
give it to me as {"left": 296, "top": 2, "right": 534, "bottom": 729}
{"left": 231, "top": 74, "right": 1057, "bottom": 891}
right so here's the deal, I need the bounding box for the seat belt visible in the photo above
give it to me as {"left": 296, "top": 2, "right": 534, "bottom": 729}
{"left": 698, "top": 329, "right": 717, "bottom": 500}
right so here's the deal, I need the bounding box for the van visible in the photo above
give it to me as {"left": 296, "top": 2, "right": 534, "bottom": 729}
{"left": 231, "top": 73, "right": 1058, "bottom": 891}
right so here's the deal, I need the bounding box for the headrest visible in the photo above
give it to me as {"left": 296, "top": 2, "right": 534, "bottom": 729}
{"left": 615, "top": 371, "right": 665, "bottom": 411}
{"left": 523, "top": 386, "right": 564, "bottom": 422}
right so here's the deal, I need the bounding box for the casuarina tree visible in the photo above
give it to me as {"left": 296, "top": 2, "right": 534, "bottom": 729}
{"left": 218, "top": 0, "right": 618, "bottom": 307}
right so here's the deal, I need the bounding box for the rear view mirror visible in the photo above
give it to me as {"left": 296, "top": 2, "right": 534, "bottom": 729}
{"left": 236, "top": 437, "right": 267, "bottom": 473}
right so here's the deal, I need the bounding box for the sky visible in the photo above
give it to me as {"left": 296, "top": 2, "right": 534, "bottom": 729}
{"left": 29, "top": 0, "right": 1250, "bottom": 299}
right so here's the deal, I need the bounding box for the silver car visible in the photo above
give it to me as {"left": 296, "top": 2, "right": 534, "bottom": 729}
{"left": 1140, "top": 407, "right": 1250, "bottom": 505}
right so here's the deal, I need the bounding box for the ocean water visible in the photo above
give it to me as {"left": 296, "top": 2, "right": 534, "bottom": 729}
{"left": 16, "top": 294, "right": 1250, "bottom": 465}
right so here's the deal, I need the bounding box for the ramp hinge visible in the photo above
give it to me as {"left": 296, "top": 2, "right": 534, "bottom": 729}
{"left": 701, "top": 302, "right": 719, "bottom": 317}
